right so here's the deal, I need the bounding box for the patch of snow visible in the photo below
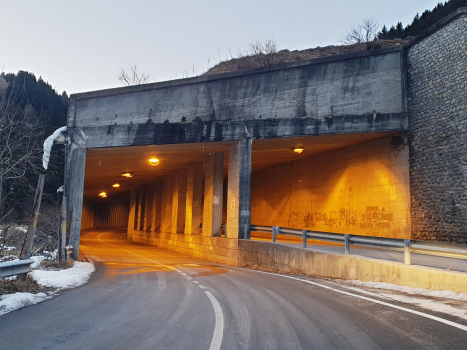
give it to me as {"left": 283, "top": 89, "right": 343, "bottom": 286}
{"left": 30, "top": 256, "right": 46, "bottom": 268}
{"left": 43, "top": 126, "right": 67, "bottom": 170}
{"left": 0, "top": 261, "right": 95, "bottom": 316}
{"left": 15, "top": 226, "right": 27, "bottom": 233}
{"left": 348, "top": 280, "right": 467, "bottom": 301}
{"left": 378, "top": 293, "right": 467, "bottom": 321}
{"left": 0, "top": 292, "right": 49, "bottom": 316}
{"left": 32, "top": 261, "right": 95, "bottom": 290}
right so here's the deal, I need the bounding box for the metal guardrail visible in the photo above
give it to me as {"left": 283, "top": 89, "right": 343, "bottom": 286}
{"left": 250, "top": 225, "right": 467, "bottom": 265}
{"left": 0, "top": 259, "right": 34, "bottom": 278}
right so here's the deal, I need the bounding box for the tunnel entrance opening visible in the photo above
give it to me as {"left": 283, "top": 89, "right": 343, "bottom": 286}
{"left": 80, "top": 130, "right": 409, "bottom": 245}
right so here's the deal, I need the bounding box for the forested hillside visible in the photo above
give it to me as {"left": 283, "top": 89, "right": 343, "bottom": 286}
{"left": 378, "top": 0, "right": 467, "bottom": 39}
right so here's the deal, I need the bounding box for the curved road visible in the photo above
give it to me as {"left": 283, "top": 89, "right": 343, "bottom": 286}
{"left": 1, "top": 229, "right": 466, "bottom": 349}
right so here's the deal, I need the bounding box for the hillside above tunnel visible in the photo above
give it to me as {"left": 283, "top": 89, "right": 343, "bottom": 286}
{"left": 202, "top": 39, "right": 409, "bottom": 76}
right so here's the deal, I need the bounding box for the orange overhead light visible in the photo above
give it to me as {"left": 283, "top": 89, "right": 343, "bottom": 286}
{"left": 122, "top": 172, "right": 134, "bottom": 178}
{"left": 112, "top": 183, "right": 120, "bottom": 188}
{"left": 148, "top": 158, "right": 160, "bottom": 166}
{"left": 99, "top": 192, "right": 107, "bottom": 198}
{"left": 293, "top": 147, "right": 304, "bottom": 154}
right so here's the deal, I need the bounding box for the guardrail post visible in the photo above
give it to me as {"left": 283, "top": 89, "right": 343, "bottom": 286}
{"left": 345, "top": 234, "right": 350, "bottom": 255}
{"left": 404, "top": 239, "right": 411, "bottom": 265}
{"left": 302, "top": 230, "right": 307, "bottom": 248}
{"left": 272, "top": 226, "right": 278, "bottom": 242}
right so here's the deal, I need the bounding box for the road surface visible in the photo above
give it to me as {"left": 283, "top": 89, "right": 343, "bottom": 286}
{"left": 0, "top": 229, "right": 466, "bottom": 349}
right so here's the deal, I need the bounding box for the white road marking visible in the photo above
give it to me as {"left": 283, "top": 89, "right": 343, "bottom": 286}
{"left": 186, "top": 276, "right": 193, "bottom": 280}
{"left": 205, "top": 291, "right": 224, "bottom": 350}
{"left": 254, "top": 270, "right": 467, "bottom": 332}
{"left": 199, "top": 285, "right": 206, "bottom": 290}
{"left": 97, "top": 232, "right": 225, "bottom": 347}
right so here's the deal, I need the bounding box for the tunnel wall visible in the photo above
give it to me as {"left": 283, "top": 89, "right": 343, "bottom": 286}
{"left": 407, "top": 9, "right": 467, "bottom": 243}
{"left": 251, "top": 134, "right": 411, "bottom": 238}
{"left": 81, "top": 199, "right": 129, "bottom": 230}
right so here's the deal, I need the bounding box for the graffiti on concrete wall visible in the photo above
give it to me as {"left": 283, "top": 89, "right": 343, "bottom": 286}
{"left": 302, "top": 206, "right": 394, "bottom": 230}
{"left": 296, "top": 187, "right": 394, "bottom": 231}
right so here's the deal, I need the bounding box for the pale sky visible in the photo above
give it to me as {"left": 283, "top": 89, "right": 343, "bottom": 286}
{"left": 1, "top": 0, "right": 441, "bottom": 95}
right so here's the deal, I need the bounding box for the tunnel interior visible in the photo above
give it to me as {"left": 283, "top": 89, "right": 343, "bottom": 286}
{"left": 81, "top": 131, "right": 410, "bottom": 239}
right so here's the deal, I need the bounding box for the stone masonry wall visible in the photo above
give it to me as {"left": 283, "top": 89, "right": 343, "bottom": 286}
{"left": 407, "top": 12, "right": 467, "bottom": 242}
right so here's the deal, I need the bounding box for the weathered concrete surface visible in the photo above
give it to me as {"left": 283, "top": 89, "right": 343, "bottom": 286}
{"left": 251, "top": 134, "right": 411, "bottom": 238}
{"left": 69, "top": 48, "right": 407, "bottom": 149}
{"left": 127, "top": 229, "right": 238, "bottom": 266}
{"left": 239, "top": 239, "right": 467, "bottom": 293}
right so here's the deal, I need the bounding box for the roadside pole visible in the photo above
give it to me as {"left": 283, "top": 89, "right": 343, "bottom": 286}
{"left": 20, "top": 173, "right": 46, "bottom": 260}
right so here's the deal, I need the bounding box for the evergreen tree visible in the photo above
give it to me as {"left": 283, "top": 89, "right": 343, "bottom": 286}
{"left": 377, "top": 0, "right": 467, "bottom": 40}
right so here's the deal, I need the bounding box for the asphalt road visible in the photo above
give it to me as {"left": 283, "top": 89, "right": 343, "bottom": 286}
{"left": 1, "top": 229, "right": 466, "bottom": 349}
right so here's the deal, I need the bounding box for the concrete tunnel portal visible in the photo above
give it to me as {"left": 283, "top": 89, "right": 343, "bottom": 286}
{"left": 64, "top": 46, "right": 411, "bottom": 263}
{"left": 80, "top": 130, "right": 410, "bottom": 260}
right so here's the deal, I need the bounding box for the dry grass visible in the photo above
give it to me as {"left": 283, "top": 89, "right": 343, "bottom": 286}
{"left": 203, "top": 39, "right": 408, "bottom": 76}
{"left": 0, "top": 275, "right": 40, "bottom": 295}
{"left": 39, "top": 259, "right": 70, "bottom": 270}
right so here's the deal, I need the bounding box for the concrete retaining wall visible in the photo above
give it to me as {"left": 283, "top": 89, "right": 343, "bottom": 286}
{"left": 238, "top": 239, "right": 467, "bottom": 293}
{"left": 127, "top": 229, "right": 239, "bottom": 266}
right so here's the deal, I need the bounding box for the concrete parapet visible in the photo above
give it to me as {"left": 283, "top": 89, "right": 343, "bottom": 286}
{"left": 238, "top": 240, "right": 467, "bottom": 293}
{"left": 128, "top": 230, "right": 239, "bottom": 266}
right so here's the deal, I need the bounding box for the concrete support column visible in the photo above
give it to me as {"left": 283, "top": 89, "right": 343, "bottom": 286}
{"left": 65, "top": 128, "right": 87, "bottom": 259}
{"left": 203, "top": 153, "right": 224, "bottom": 237}
{"left": 226, "top": 139, "right": 252, "bottom": 239}
{"left": 185, "top": 162, "right": 203, "bottom": 235}
{"left": 137, "top": 188, "right": 144, "bottom": 231}
{"left": 161, "top": 174, "right": 173, "bottom": 233}
{"left": 128, "top": 189, "right": 137, "bottom": 233}
{"left": 143, "top": 185, "right": 152, "bottom": 231}
{"left": 151, "top": 181, "right": 162, "bottom": 233}
{"left": 172, "top": 169, "right": 187, "bottom": 234}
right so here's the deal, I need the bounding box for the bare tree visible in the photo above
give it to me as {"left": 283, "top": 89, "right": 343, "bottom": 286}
{"left": 117, "top": 65, "right": 150, "bottom": 86}
{"left": 341, "top": 18, "right": 380, "bottom": 50}
{"left": 235, "top": 38, "right": 286, "bottom": 70}
{"left": 0, "top": 74, "right": 45, "bottom": 223}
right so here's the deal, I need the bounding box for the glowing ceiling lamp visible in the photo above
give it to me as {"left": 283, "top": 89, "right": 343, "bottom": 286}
{"left": 99, "top": 192, "right": 107, "bottom": 198}
{"left": 293, "top": 147, "right": 304, "bottom": 154}
{"left": 148, "top": 158, "right": 160, "bottom": 166}
{"left": 122, "top": 172, "right": 134, "bottom": 178}
{"left": 112, "top": 183, "right": 120, "bottom": 188}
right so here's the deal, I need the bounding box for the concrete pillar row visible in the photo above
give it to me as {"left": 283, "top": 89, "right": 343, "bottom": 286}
{"left": 203, "top": 153, "right": 224, "bottom": 237}
{"left": 227, "top": 138, "right": 252, "bottom": 239}
{"left": 185, "top": 162, "right": 203, "bottom": 235}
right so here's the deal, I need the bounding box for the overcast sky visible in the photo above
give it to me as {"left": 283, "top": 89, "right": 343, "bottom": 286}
{"left": 1, "top": 0, "right": 441, "bottom": 95}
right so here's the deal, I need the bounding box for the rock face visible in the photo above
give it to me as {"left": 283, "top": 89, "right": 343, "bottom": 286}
{"left": 407, "top": 11, "right": 467, "bottom": 243}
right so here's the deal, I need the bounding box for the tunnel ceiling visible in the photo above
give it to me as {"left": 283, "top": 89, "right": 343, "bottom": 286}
{"left": 84, "top": 131, "right": 397, "bottom": 197}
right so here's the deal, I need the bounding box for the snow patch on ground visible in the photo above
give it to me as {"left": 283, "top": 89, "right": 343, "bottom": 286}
{"left": 348, "top": 280, "right": 467, "bottom": 301}
{"left": 341, "top": 280, "right": 467, "bottom": 321}
{"left": 0, "top": 292, "right": 49, "bottom": 315}
{"left": 0, "top": 261, "right": 95, "bottom": 316}
{"left": 30, "top": 256, "right": 46, "bottom": 268}
{"left": 32, "top": 262, "right": 95, "bottom": 290}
